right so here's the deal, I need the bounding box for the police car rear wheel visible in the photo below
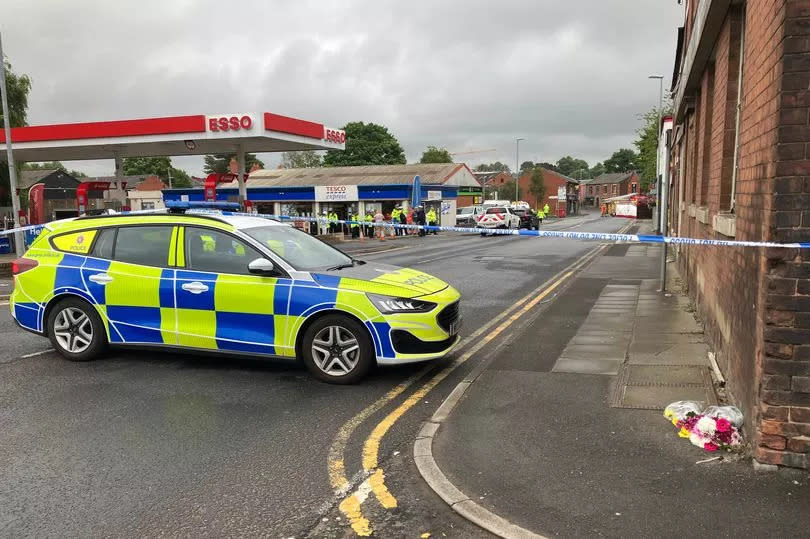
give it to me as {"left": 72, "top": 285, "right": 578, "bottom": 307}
{"left": 302, "top": 315, "right": 373, "bottom": 384}
{"left": 47, "top": 298, "right": 106, "bottom": 361}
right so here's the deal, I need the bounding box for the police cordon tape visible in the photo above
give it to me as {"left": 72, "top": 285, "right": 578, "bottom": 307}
{"left": 1, "top": 209, "right": 809, "bottom": 250}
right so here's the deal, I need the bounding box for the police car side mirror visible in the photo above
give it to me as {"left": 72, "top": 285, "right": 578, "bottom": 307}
{"left": 248, "top": 257, "right": 282, "bottom": 277}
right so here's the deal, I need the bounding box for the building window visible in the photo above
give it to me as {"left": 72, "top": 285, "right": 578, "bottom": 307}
{"left": 602, "top": 185, "right": 607, "bottom": 194}
{"left": 613, "top": 184, "right": 618, "bottom": 195}
{"left": 631, "top": 183, "right": 637, "bottom": 193}
{"left": 142, "top": 201, "right": 155, "bottom": 210}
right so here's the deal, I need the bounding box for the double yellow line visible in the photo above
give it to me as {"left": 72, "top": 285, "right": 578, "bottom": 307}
{"left": 328, "top": 239, "right": 614, "bottom": 536}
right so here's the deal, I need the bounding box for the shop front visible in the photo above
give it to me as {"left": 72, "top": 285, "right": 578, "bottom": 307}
{"left": 163, "top": 182, "right": 460, "bottom": 235}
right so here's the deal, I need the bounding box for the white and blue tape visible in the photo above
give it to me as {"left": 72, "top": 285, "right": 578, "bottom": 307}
{"left": 1, "top": 210, "right": 808, "bottom": 250}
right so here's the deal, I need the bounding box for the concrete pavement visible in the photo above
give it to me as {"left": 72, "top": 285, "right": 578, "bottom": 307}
{"left": 429, "top": 224, "right": 810, "bottom": 538}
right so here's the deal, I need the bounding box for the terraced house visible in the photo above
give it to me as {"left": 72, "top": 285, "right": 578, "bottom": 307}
{"left": 667, "top": 0, "right": 810, "bottom": 468}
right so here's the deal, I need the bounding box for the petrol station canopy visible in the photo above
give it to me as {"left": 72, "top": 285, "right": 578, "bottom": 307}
{"left": 0, "top": 111, "right": 345, "bottom": 162}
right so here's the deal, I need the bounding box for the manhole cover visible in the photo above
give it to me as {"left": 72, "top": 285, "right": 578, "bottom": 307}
{"left": 610, "top": 364, "right": 716, "bottom": 410}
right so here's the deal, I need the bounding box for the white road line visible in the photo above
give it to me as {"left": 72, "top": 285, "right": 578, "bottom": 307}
{"left": 21, "top": 348, "right": 54, "bottom": 358}
{"left": 0, "top": 301, "right": 9, "bottom": 306}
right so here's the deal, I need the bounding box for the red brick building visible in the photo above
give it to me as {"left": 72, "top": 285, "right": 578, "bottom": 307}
{"left": 668, "top": 0, "right": 810, "bottom": 468}
{"left": 517, "top": 168, "right": 581, "bottom": 214}
{"left": 582, "top": 172, "right": 642, "bottom": 207}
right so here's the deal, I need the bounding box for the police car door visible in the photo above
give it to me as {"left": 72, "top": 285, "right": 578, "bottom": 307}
{"left": 98, "top": 225, "right": 178, "bottom": 345}
{"left": 176, "top": 226, "right": 279, "bottom": 355}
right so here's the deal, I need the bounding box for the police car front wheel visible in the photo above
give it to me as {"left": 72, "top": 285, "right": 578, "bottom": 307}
{"left": 47, "top": 298, "right": 107, "bottom": 361}
{"left": 301, "top": 315, "right": 373, "bottom": 384}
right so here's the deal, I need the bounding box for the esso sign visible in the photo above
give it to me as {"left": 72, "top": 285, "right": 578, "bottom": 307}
{"left": 325, "top": 128, "right": 346, "bottom": 143}
{"left": 208, "top": 115, "right": 253, "bottom": 132}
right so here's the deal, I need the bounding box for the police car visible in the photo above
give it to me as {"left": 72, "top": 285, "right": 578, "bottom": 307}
{"left": 9, "top": 204, "right": 461, "bottom": 384}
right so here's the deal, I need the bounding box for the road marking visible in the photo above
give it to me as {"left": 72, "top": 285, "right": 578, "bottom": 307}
{"left": 21, "top": 348, "right": 54, "bottom": 358}
{"left": 0, "top": 301, "right": 8, "bottom": 306}
{"left": 338, "top": 476, "right": 374, "bottom": 536}
{"left": 328, "top": 368, "right": 432, "bottom": 493}
{"left": 350, "top": 245, "right": 412, "bottom": 257}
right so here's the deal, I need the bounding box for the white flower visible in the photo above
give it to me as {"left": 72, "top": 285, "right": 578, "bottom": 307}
{"left": 696, "top": 416, "right": 717, "bottom": 436}
{"left": 689, "top": 432, "right": 708, "bottom": 448}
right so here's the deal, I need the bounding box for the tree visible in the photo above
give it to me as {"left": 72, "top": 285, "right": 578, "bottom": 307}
{"left": 280, "top": 150, "right": 322, "bottom": 169}
{"left": 536, "top": 162, "right": 559, "bottom": 173}
{"left": 520, "top": 161, "right": 535, "bottom": 172}
{"left": 474, "top": 161, "right": 511, "bottom": 173}
{"left": 493, "top": 178, "right": 521, "bottom": 201}
{"left": 528, "top": 167, "right": 546, "bottom": 206}
{"left": 168, "top": 168, "right": 193, "bottom": 188}
{"left": 22, "top": 161, "right": 66, "bottom": 172}
{"left": 323, "top": 122, "right": 406, "bottom": 166}
{"left": 0, "top": 60, "right": 32, "bottom": 206}
{"left": 603, "top": 148, "right": 639, "bottom": 173}
{"left": 122, "top": 157, "right": 193, "bottom": 187}
{"left": 556, "top": 156, "right": 589, "bottom": 177}
{"left": 21, "top": 161, "right": 87, "bottom": 178}
{"left": 419, "top": 146, "right": 453, "bottom": 164}
{"left": 634, "top": 106, "right": 671, "bottom": 191}
{"left": 589, "top": 162, "right": 606, "bottom": 178}
{"left": 203, "top": 153, "right": 265, "bottom": 174}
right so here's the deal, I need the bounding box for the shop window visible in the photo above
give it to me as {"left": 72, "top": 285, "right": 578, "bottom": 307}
{"left": 142, "top": 201, "right": 155, "bottom": 210}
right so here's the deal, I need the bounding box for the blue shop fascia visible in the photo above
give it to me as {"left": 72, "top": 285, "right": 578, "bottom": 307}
{"left": 162, "top": 183, "right": 460, "bottom": 222}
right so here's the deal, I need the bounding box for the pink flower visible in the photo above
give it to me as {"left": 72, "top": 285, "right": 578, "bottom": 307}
{"left": 704, "top": 442, "right": 718, "bottom": 452}
{"left": 715, "top": 418, "right": 731, "bottom": 433}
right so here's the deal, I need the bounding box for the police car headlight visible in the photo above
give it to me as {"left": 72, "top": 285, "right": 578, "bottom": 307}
{"left": 368, "top": 294, "right": 437, "bottom": 314}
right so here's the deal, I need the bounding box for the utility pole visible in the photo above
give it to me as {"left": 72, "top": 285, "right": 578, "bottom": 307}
{"left": 0, "top": 32, "right": 24, "bottom": 256}
{"left": 515, "top": 137, "right": 524, "bottom": 203}
{"left": 167, "top": 167, "right": 173, "bottom": 188}
{"left": 649, "top": 75, "right": 664, "bottom": 233}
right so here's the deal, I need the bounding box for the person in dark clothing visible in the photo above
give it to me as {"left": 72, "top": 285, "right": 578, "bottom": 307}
{"left": 416, "top": 206, "right": 427, "bottom": 237}
{"left": 398, "top": 207, "right": 407, "bottom": 235}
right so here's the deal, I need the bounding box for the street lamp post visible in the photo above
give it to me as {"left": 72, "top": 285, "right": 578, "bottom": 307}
{"left": 515, "top": 137, "right": 524, "bottom": 203}
{"left": 0, "top": 32, "right": 24, "bottom": 256}
{"left": 649, "top": 75, "right": 664, "bottom": 233}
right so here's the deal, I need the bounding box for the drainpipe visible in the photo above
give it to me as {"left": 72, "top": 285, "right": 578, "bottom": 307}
{"left": 729, "top": 15, "right": 745, "bottom": 213}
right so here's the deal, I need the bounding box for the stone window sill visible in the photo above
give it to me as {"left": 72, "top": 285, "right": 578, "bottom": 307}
{"left": 696, "top": 206, "right": 709, "bottom": 224}
{"left": 713, "top": 212, "right": 736, "bottom": 237}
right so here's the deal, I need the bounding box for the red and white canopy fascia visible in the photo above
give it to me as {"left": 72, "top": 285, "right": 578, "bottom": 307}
{"left": 0, "top": 111, "right": 345, "bottom": 162}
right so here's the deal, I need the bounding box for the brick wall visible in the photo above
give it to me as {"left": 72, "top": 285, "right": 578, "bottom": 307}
{"left": 757, "top": 0, "right": 810, "bottom": 469}
{"left": 517, "top": 168, "right": 569, "bottom": 208}
{"left": 672, "top": 0, "right": 810, "bottom": 469}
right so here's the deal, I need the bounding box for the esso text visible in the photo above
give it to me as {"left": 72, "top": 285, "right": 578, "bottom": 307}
{"left": 208, "top": 115, "right": 253, "bottom": 132}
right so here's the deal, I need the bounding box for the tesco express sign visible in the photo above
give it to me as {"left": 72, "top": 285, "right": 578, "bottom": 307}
{"left": 315, "top": 185, "right": 358, "bottom": 202}
{"left": 207, "top": 114, "right": 254, "bottom": 132}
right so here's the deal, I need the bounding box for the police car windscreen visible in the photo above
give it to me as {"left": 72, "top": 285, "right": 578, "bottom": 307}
{"left": 243, "top": 225, "right": 353, "bottom": 271}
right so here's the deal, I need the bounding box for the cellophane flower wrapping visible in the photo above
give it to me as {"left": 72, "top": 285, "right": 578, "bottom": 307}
{"left": 665, "top": 403, "right": 744, "bottom": 452}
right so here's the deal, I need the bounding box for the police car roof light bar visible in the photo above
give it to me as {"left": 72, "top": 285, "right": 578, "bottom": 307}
{"left": 165, "top": 200, "right": 241, "bottom": 213}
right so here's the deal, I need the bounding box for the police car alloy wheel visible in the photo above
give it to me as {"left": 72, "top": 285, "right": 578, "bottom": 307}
{"left": 47, "top": 298, "right": 107, "bottom": 361}
{"left": 301, "top": 315, "right": 373, "bottom": 384}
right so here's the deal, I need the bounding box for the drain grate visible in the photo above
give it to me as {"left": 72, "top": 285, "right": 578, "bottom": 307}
{"left": 610, "top": 364, "right": 716, "bottom": 410}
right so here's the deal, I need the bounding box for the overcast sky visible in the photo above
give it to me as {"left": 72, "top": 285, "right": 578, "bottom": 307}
{"left": 4, "top": 0, "right": 684, "bottom": 177}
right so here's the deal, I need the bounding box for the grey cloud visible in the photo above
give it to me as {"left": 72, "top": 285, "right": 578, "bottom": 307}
{"left": 4, "top": 0, "right": 683, "bottom": 176}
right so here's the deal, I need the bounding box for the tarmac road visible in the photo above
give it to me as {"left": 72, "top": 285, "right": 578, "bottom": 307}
{"left": 0, "top": 214, "right": 628, "bottom": 537}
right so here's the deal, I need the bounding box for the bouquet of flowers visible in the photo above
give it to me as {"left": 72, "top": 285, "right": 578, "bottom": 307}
{"left": 664, "top": 401, "right": 744, "bottom": 452}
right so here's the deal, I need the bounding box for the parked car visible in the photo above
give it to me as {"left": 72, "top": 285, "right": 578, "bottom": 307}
{"left": 476, "top": 206, "right": 521, "bottom": 235}
{"left": 512, "top": 208, "right": 541, "bottom": 230}
{"left": 456, "top": 205, "right": 485, "bottom": 227}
